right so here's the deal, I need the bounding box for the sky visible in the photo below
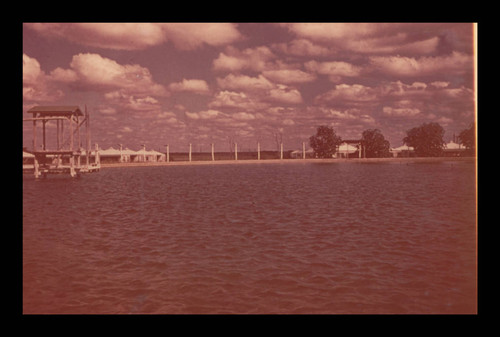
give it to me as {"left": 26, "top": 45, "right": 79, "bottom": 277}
{"left": 23, "top": 23, "right": 476, "bottom": 152}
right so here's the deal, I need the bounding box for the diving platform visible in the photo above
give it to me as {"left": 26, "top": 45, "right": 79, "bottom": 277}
{"left": 24, "top": 105, "right": 101, "bottom": 178}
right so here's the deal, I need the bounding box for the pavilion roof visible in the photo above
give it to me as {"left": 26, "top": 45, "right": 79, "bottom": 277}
{"left": 27, "top": 106, "right": 83, "bottom": 116}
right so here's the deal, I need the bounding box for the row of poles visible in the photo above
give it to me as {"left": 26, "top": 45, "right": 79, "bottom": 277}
{"left": 163, "top": 141, "right": 308, "bottom": 162}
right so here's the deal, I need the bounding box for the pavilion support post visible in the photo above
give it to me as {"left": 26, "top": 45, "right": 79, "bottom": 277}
{"left": 33, "top": 119, "right": 37, "bottom": 151}
{"left": 95, "top": 143, "right": 100, "bottom": 166}
{"left": 86, "top": 106, "right": 90, "bottom": 167}
{"left": 280, "top": 142, "right": 283, "bottom": 160}
{"left": 70, "top": 156, "right": 76, "bottom": 177}
{"left": 70, "top": 116, "right": 74, "bottom": 153}
{"left": 211, "top": 143, "right": 215, "bottom": 161}
{"left": 257, "top": 142, "right": 260, "bottom": 160}
{"left": 166, "top": 144, "right": 169, "bottom": 163}
{"left": 33, "top": 156, "right": 40, "bottom": 179}
{"left": 77, "top": 115, "right": 81, "bottom": 168}
{"left": 42, "top": 120, "right": 46, "bottom": 150}
{"left": 235, "top": 143, "right": 238, "bottom": 160}
{"left": 57, "top": 119, "right": 60, "bottom": 150}
{"left": 302, "top": 142, "right": 306, "bottom": 159}
{"left": 189, "top": 143, "right": 192, "bottom": 162}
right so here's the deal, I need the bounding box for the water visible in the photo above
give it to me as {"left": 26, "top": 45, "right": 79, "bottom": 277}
{"left": 23, "top": 160, "right": 477, "bottom": 314}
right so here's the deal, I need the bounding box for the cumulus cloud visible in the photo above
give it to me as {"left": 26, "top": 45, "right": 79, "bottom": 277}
{"left": 315, "top": 84, "right": 378, "bottom": 104}
{"left": 272, "top": 39, "right": 336, "bottom": 57}
{"left": 217, "top": 74, "right": 274, "bottom": 91}
{"left": 262, "top": 69, "right": 317, "bottom": 84}
{"left": 186, "top": 109, "right": 224, "bottom": 120}
{"left": 209, "top": 90, "right": 269, "bottom": 111}
{"left": 168, "top": 79, "right": 210, "bottom": 94}
{"left": 382, "top": 106, "right": 421, "bottom": 117}
{"left": 346, "top": 34, "right": 439, "bottom": 55}
{"left": 324, "top": 108, "right": 360, "bottom": 120}
{"left": 161, "top": 23, "right": 243, "bottom": 50}
{"left": 232, "top": 112, "right": 256, "bottom": 121}
{"left": 212, "top": 46, "right": 275, "bottom": 72}
{"left": 67, "top": 53, "right": 167, "bottom": 96}
{"left": 267, "top": 85, "right": 303, "bottom": 104}
{"left": 279, "top": 23, "right": 455, "bottom": 55}
{"left": 305, "top": 60, "right": 362, "bottom": 82}
{"left": 104, "top": 91, "right": 161, "bottom": 111}
{"left": 430, "top": 81, "right": 450, "bottom": 88}
{"left": 26, "top": 23, "right": 243, "bottom": 50}
{"left": 23, "top": 54, "right": 64, "bottom": 102}
{"left": 280, "top": 23, "right": 381, "bottom": 41}
{"left": 369, "top": 51, "right": 472, "bottom": 77}
{"left": 26, "top": 52, "right": 169, "bottom": 112}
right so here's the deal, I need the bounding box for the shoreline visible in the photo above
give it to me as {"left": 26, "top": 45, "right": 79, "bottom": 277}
{"left": 100, "top": 156, "right": 475, "bottom": 169}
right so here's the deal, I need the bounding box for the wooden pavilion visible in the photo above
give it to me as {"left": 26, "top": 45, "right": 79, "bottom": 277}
{"left": 24, "top": 105, "right": 100, "bottom": 178}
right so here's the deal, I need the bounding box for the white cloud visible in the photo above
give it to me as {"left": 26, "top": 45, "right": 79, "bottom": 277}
{"left": 430, "top": 81, "right": 450, "bottom": 89}
{"left": 232, "top": 112, "right": 256, "bottom": 121}
{"left": 212, "top": 46, "right": 275, "bottom": 72}
{"left": 217, "top": 74, "right": 273, "bottom": 91}
{"left": 104, "top": 91, "right": 161, "bottom": 111}
{"left": 26, "top": 23, "right": 243, "bottom": 50}
{"left": 315, "top": 84, "right": 377, "bottom": 103}
{"left": 169, "top": 79, "right": 210, "bottom": 94}
{"left": 23, "top": 54, "right": 64, "bottom": 102}
{"left": 280, "top": 23, "right": 443, "bottom": 55}
{"left": 262, "top": 69, "right": 317, "bottom": 84}
{"left": 186, "top": 109, "right": 224, "bottom": 120}
{"left": 209, "top": 90, "right": 269, "bottom": 111}
{"left": 272, "top": 39, "right": 335, "bottom": 57}
{"left": 382, "top": 106, "right": 421, "bottom": 117}
{"left": 268, "top": 85, "right": 303, "bottom": 104}
{"left": 305, "top": 60, "right": 362, "bottom": 81}
{"left": 68, "top": 53, "right": 167, "bottom": 96}
{"left": 23, "top": 54, "right": 43, "bottom": 85}
{"left": 369, "top": 51, "right": 472, "bottom": 77}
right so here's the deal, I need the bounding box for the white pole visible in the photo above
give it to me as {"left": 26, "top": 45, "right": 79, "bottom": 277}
{"left": 235, "top": 143, "right": 238, "bottom": 160}
{"left": 302, "top": 142, "right": 306, "bottom": 159}
{"left": 257, "top": 142, "right": 260, "bottom": 160}
{"left": 166, "top": 144, "right": 170, "bottom": 163}
{"left": 95, "top": 143, "right": 100, "bottom": 165}
{"left": 211, "top": 143, "right": 215, "bottom": 161}
{"left": 189, "top": 143, "right": 192, "bottom": 162}
{"left": 280, "top": 142, "right": 283, "bottom": 160}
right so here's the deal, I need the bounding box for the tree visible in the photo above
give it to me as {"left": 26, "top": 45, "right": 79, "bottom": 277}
{"left": 403, "top": 122, "right": 445, "bottom": 157}
{"left": 458, "top": 122, "right": 475, "bottom": 154}
{"left": 309, "top": 125, "right": 342, "bottom": 158}
{"left": 361, "top": 129, "right": 391, "bottom": 158}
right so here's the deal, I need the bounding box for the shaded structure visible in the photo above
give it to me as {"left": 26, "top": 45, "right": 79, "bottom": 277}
{"left": 337, "top": 139, "right": 365, "bottom": 159}
{"left": 24, "top": 106, "right": 100, "bottom": 178}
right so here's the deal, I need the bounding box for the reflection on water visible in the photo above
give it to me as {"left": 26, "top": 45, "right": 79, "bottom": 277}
{"left": 23, "top": 161, "right": 477, "bottom": 314}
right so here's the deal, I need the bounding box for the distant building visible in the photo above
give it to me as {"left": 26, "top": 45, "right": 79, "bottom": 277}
{"left": 442, "top": 141, "right": 466, "bottom": 157}
{"left": 390, "top": 145, "right": 415, "bottom": 158}
{"left": 336, "top": 142, "right": 359, "bottom": 158}
{"left": 290, "top": 148, "right": 314, "bottom": 159}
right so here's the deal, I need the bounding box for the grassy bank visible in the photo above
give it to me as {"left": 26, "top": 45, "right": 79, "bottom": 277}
{"left": 100, "top": 156, "right": 475, "bottom": 169}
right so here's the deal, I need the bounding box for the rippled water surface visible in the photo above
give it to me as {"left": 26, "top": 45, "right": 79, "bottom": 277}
{"left": 23, "top": 161, "right": 477, "bottom": 314}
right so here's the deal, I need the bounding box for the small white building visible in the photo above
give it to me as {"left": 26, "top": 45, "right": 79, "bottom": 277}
{"left": 390, "top": 145, "right": 415, "bottom": 158}
{"left": 443, "top": 141, "right": 466, "bottom": 157}
{"left": 290, "top": 148, "right": 314, "bottom": 159}
{"left": 336, "top": 142, "right": 358, "bottom": 158}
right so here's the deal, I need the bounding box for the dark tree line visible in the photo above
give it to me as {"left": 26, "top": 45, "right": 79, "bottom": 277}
{"left": 309, "top": 122, "right": 475, "bottom": 158}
